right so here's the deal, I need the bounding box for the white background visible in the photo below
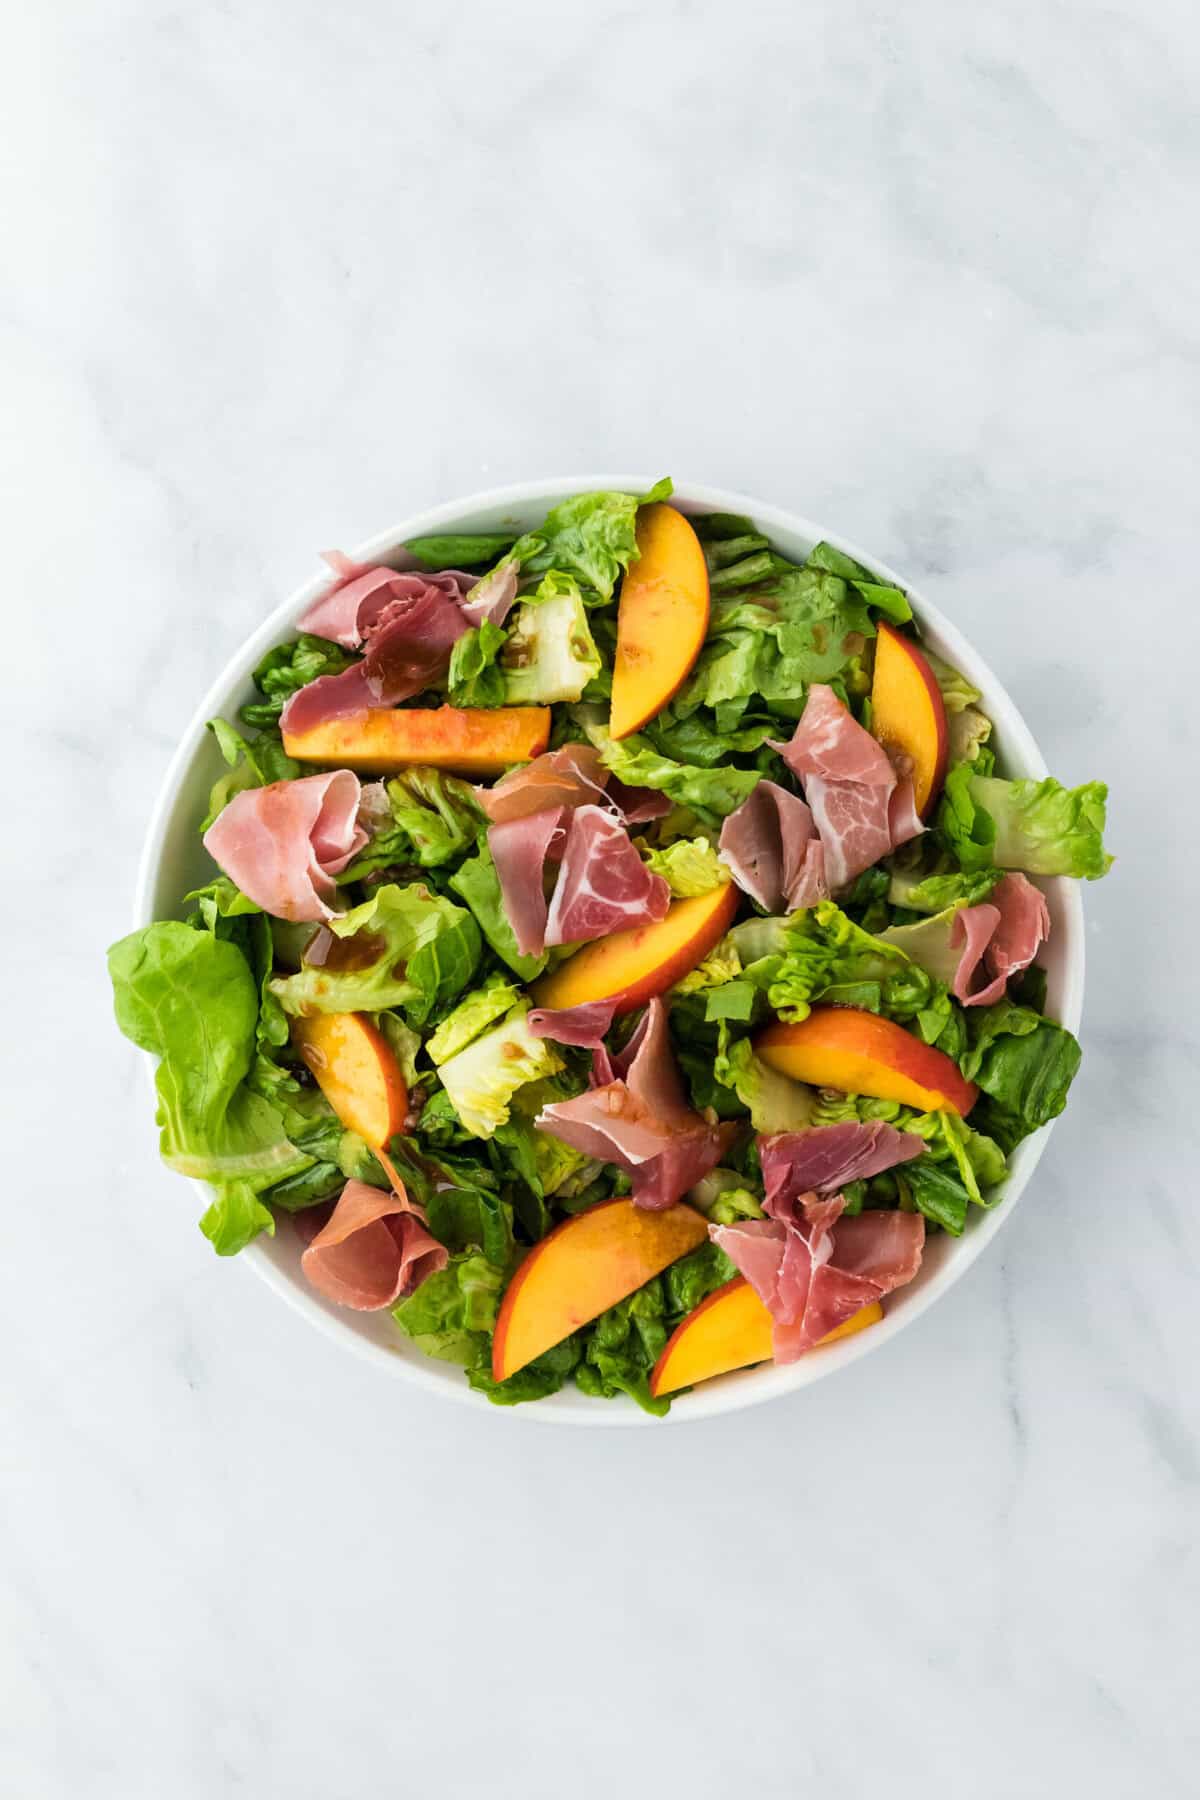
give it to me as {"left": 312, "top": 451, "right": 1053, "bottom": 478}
{"left": 5, "top": 3, "right": 1199, "bottom": 1795}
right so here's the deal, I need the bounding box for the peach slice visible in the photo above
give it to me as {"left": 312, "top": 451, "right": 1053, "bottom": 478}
{"left": 491, "top": 1197, "right": 708, "bottom": 1382}
{"left": 529, "top": 884, "right": 739, "bottom": 1016}
{"left": 649, "top": 1276, "right": 882, "bottom": 1396}
{"left": 610, "top": 504, "right": 710, "bottom": 739}
{"left": 870, "top": 622, "right": 948, "bottom": 816}
{"left": 755, "top": 1007, "right": 977, "bottom": 1115}
{"left": 283, "top": 704, "right": 551, "bottom": 777}
{"left": 290, "top": 1011, "right": 408, "bottom": 1149}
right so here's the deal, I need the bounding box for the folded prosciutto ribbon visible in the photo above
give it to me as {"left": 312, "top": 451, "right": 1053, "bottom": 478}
{"left": 278, "top": 551, "right": 519, "bottom": 739}
{"left": 296, "top": 1178, "right": 447, "bottom": 1311}
{"left": 711, "top": 1121, "right": 927, "bottom": 1360}
{"left": 483, "top": 748, "right": 673, "bottom": 959}
{"left": 202, "top": 768, "right": 375, "bottom": 923}
{"left": 535, "top": 998, "right": 726, "bottom": 1210}
{"left": 720, "top": 683, "right": 924, "bottom": 911}
{"left": 951, "top": 873, "right": 1050, "bottom": 1007}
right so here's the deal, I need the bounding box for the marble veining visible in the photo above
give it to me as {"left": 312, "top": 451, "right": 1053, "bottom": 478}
{"left": 5, "top": 1, "right": 1199, "bottom": 1794}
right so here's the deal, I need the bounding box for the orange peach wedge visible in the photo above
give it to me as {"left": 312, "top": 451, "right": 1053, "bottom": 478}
{"left": 529, "top": 884, "right": 739, "bottom": 1017}
{"left": 283, "top": 704, "right": 551, "bottom": 776}
{"left": 649, "top": 1277, "right": 882, "bottom": 1397}
{"left": 290, "top": 1011, "right": 408, "bottom": 1149}
{"left": 870, "top": 622, "right": 948, "bottom": 816}
{"left": 610, "top": 504, "right": 710, "bottom": 740}
{"left": 755, "top": 1007, "right": 977, "bottom": 1115}
{"left": 492, "top": 1197, "right": 708, "bottom": 1382}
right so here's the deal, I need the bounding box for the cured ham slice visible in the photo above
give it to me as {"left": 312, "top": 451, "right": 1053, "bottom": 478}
{"left": 477, "top": 745, "right": 609, "bottom": 824}
{"left": 543, "top": 806, "right": 671, "bottom": 949}
{"left": 536, "top": 998, "right": 723, "bottom": 1209}
{"left": 475, "top": 745, "right": 670, "bottom": 829}
{"left": 487, "top": 808, "right": 567, "bottom": 958}
{"left": 759, "top": 1123, "right": 923, "bottom": 1213}
{"left": 296, "top": 553, "right": 474, "bottom": 649}
{"left": 718, "top": 780, "right": 827, "bottom": 912}
{"left": 711, "top": 1194, "right": 924, "bottom": 1362}
{"left": 527, "top": 998, "right": 619, "bottom": 1047}
{"left": 202, "top": 769, "right": 367, "bottom": 922}
{"left": 299, "top": 1178, "right": 446, "bottom": 1310}
{"left": 952, "top": 873, "right": 1050, "bottom": 1007}
{"left": 280, "top": 556, "right": 477, "bottom": 734}
{"left": 771, "top": 684, "right": 924, "bottom": 890}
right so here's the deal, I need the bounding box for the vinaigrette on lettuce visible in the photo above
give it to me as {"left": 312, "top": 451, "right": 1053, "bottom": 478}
{"left": 271, "top": 882, "right": 480, "bottom": 1024}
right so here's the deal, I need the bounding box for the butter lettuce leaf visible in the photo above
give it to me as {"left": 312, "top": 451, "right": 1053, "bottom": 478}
{"left": 271, "top": 882, "right": 480, "bottom": 1025}
{"left": 107, "top": 922, "right": 312, "bottom": 1254}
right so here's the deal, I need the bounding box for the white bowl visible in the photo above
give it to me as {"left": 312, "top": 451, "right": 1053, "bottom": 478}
{"left": 135, "top": 477, "right": 1085, "bottom": 1426}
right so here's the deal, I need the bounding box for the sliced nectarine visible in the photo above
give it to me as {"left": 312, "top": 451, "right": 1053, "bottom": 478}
{"left": 290, "top": 1011, "right": 408, "bottom": 1148}
{"left": 610, "top": 504, "right": 710, "bottom": 739}
{"left": 491, "top": 1197, "right": 708, "bottom": 1382}
{"left": 649, "top": 1276, "right": 882, "bottom": 1396}
{"left": 283, "top": 704, "right": 551, "bottom": 776}
{"left": 529, "top": 884, "right": 738, "bottom": 1016}
{"left": 755, "top": 1007, "right": 977, "bottom": 1115}
{"left": 870, "top": 623, "right": 948, "bottom": 816}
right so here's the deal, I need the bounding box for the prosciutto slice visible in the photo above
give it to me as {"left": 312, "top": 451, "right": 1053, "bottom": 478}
{"left": 296, "top": 552, "right": 474, "bottom": 649}
{"left": 202, "top": 769, "right": 367, "bottom": 922}
{"left": 477, "top": 745, "right": 609, "bottom": 824}
{"left": 951, "top": 873, "right": 1051, "bottom": 1007}
{"left": 759, "top": 1123, "right": 924, "bottom": 1213}
{"left": 543, "top": 806, "right": 671, "bottom": 949}
{"left": 536, "top": 998, "right": 723, "bottom": 1209}
{"left": 771, "top": 684, "right": 923, "bottom": 889}
{"left": 487, "top": 808, "right": 567, "bottom": 958}
{"left": 712, "top": 1194, "right": 924, "bottom": 1362}
{"left": 719, "top": 780, "right": 828, "bottom": 912}
{"left": 299, "top": 1178, "right": 446, "bottom": 1310}
{"left": 527, "top": 998, "right": 620, "bottom": 1047}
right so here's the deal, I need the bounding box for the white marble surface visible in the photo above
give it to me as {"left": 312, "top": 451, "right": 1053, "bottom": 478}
{"left": 6, "top": 2, "right": 1198, "bottom": 1794}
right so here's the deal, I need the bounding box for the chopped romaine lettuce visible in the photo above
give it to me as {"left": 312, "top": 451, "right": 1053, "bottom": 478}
{"left": 640, "top": 836, "right": 728, "bottom": 897}
{"left": 426, "top": 975, "right": 521, "bottom": 1065}
{"left": 435, "top": 1003, "right": 563, "bottom": 1138}
{"left": 501, "top": 574, "right": 602, "bottom": 703}
{"left": 941, "top": 766, "right": 1113, "bottom": 879}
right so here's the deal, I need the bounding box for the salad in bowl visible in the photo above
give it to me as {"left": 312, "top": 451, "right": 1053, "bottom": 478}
{"left": 110, "top": 480, "right": 1112, "bottom": 1417}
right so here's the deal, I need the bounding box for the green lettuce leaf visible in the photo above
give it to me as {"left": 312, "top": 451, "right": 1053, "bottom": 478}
{"left": 447, "top": 622, "right": 507, "bottom": 707}
{"left": 391, "top": 1251, "right": 506, "bottom": 1365}
{"left": 573, "top": 1278, "right": 670, "bottom": 1416}
{"left": 591, "top": 727, "right": 761, "bottom": 825}
{"left": 448, "top": 845, "right": 548, "bottom": 980}
{"left": 426, "top": 975, "right": 521, "bottom": 1065}
{"left": 500, "top": 573, "right": 603, "bottom": 704}
{"left": 641, "top": 836, "right": 728, "bottom": 897}
{"left": 941, "top": 766, "right": 1113, "bottom": 879}
{"left": 201, "top": 720, "right": 301, "bottom": 831}
{"left": 239, "top": 636, "right": 356, "bottom": 730}
{"left": 405, "top": 533, "right": 516, "bottom": 570}
{"left": 508, "top": 480, "right": 671, "bottom": 602}
{"left": 886, "top": 861, "right": 1001, "bottom": 915}
{"left": 271, "top": 882, "right": 480, "bottom": 1025}
{"left": 340, "top": 767, "right": 484, "bottom": 879}
{"left": 435, "top": 1004, "right": 563, "bottom": 1139}
{"left": 959, "top": 998, "right": 1082, "bottom": 1151}
{"left": 108, "top": 922, "right": 312, "bottom": 1254}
